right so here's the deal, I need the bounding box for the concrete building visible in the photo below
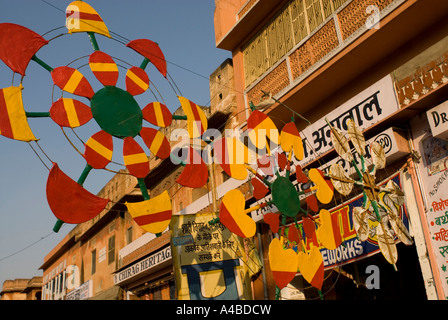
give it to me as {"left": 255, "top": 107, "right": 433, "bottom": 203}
{"left": 0, "top": 277, "right": 42, "bottom": 300}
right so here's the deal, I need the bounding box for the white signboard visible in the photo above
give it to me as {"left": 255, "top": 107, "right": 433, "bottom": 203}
{"left": 66, "top": 280, "right": 92, "bottom": 300}
{"left": 299, "top": 75, "right": 399, "bottom": 167}
{"left": 427, "top": 100, "right": 448, "bottom": 141}
{"left": 113, "top": 246, "right": 171, "bottom": 285}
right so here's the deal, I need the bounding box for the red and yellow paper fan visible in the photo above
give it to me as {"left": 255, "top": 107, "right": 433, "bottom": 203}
{"left": 0, "top": 1, "right": 220, "bottom": 237}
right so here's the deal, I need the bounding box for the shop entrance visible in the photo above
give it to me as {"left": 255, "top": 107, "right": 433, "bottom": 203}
{"left": 298, "top": 242, "right": 427, "bottom": 300}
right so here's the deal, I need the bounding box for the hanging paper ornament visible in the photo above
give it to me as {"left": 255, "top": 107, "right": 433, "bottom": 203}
{"left": 329, "top": 163, "right": 353, "bottom": 196}
{"left": 316, "top": 209, "right": 342, "bottom": 250}
{"left": 0, "top": 23, "right": 48, "bottom": 76}
{"left": 178, "top": 96, "right": 208, "bottom": 139}
{"left": 51, "top": 66, "right": 95, "bottom": 99}
{"left": 263, "top": 212, "right": 280, "bottom": 234}
{"left": 46, "top": 163, "right": 109, "bottom": 224}
{"left": 326, "top": 119, "right": 412, "bottom": 268}
{"left": 50, "top": 98, "right": 93, "bottom": 128}
{"left": 214, "top": 137, "right": 252, "bottom": 180}
{"left": 125, "top": 66, "right": 150, "bottom": 96}
{"left": 126, "top": 38, "right": 167, "bottom": 78}
{"left": 268, "top": 237, "right": 299, "bottom": 290}
{"left": 251, "top": 177, "right": 269, "bottom": 200}
{"left": 219, "top": 189, "right": 257, "bottom": 238}
{"left": 280, "top": 121, "right": 304, "bottom": 160}
{"left": 123, "top": 136, "right": 150, "bottom": 178}
{"left": 126, "top": 191, "right": 172, "bottom": 234}
{"left": 175, "top": 147, "right": 208, "bottom": 188}
{"left": 65, "top": 1, "right": 111, "bottom": 37}
{"left": 88, "top": 51, "right": 119, "bottom": 86}
{"left": 297, "top": 246, "right": 324, "bottom": 290}
{"left": 0, "top": 86, "right": 37, "bottom": 142}
{"left": 247, "top": 110, "right": 279, "bottom": 149}
{"left": 142, "top": 102, "right": 172, "bottom": 128}
{"left": 140, "top": 127, "right": 170, "bottom": 160}
{"left": 309, "top": 168, "right": 334, "bottom": 204}
{"left": 83, "top": 130, "right": 113, "bottom": 169}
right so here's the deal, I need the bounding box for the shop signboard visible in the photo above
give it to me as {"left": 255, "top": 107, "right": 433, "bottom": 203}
{"left": 113, "top": 246, "right": 171, "bottom": 286}
{"left": 298, "top": 75, "right": 399, "bottom": 167}
{"left": 170, "top": 212, "right": 258, "bottom": 300}
{"left": 65, "top": 280, "right": 92, "bottom": 300}
{"left": 253, "top": 173, "right": 409, "bottom": 269}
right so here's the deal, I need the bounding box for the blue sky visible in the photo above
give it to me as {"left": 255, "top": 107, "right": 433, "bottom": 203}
{"left": 0, "top": 0, "right": 230, "bottom": 288}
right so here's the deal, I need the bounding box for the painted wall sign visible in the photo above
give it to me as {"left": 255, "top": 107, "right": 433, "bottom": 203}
{"left": 113, "top": 246, "right": 171, "bottom": 285}
{"left": 170, "top": 212, "right": 256, "bottom": 300}
{"left": 412, "top": 113, "right": 448, "bottom": 299}
{"left": 427, "top": 100, "right": 448, "bottom": 141}
{"left": 298, "top": 75, "right": 399, "bottom": 167}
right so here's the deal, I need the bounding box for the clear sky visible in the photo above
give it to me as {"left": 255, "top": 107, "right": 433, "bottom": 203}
{"left": 0, "top": 0, "right": 231, "bottom": 288}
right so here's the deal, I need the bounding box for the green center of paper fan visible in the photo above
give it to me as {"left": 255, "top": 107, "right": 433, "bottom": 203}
{"left": 271, "top": 176, "right": 301, "bottom": 218}
{"left": 90, "top": 86, "right": 142, "bottom": 138}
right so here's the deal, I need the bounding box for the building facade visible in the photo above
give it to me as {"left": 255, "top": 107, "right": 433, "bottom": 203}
{"left": 40, "top": 170, "right": 147, "bottom": 300}
{"left": 0, "top": 277, "right": 42, "bottom": 300}
{"left": 213, "top": 0, "right": 448, "bottom": 299}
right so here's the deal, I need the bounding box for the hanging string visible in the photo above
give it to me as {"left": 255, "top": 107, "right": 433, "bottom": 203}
{"left": 27, "top": 141, "right": 51, "bottom": 171}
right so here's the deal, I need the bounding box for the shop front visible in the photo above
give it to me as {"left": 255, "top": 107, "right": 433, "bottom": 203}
{"left": 113, "top": 232, "right": 175, "bottom": 300}
{"left": 246, "top": 74, "right": 434, "bottom": 299}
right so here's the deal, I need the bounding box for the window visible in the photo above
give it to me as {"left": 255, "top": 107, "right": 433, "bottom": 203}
{"left": 108, "top": 235, "right": 115, "bottom": 265}
{"left": 242, "top": 0, "right": 348, "bottom": 87}
{"left": 126, "top": 227, "right": 133, "bottom": 245}
{"left": 91, "top": 249, "right": 96, "bottom": 275}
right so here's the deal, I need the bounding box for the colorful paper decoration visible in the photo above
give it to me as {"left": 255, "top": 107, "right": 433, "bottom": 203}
{"left": 214, "top": 137, "right": 252, "bottom": 180}
{"left": 268, "top": 237, "right": 299, "bottom": 290}
{"left": 123, "top": 136, "right": 150, "bottom": 178}
{"left": 327, "top": 118, "right": 413, "bottom": 268}
{"left": 142, "top": 102, "right": 172, "bottom": 128}
{"left": 88, "top": 51, "right": 119, "bottom": 86}
{"left": 126, "top": 39, "right": 167, "bottom": 78}
{"left": 46, "top": 163, "right": 109, "bottom": 224}
{"left": 178, "top": 96, "right": 208, "bottom": 139}
{"left": 247, "top": 110, "right": 279, "bottom": 149}
{"left": 140, "top": 127, "right": 170, "bottom": 160}
{"left": 297, "top": 246, "right": 324, "bottom": 290}
{"left": 219, "top": 189, "right": 257, "bottom": 238}
{"left": 316, "top": 209, "right": 342, "bottom": 250}
{"left": 263, "top": 212, "right": 280, "bottom": 234}
{"left": 126, "top": 191, "right": 172, "bottom": 234}
{"left": 0, "top": 86, "right": 37, "bottom": 142}
{"left": 51, "top": 66, "right": 95, "bottom": 99}
{"left": 280, "top": 121, "right": 304, "bottom": 161}
{"left": 83, "top": 130, "right": 113, "bottom": 169}
{"left": 0, "top": 1, "right": 203, "bottom": 235}
{"left": 309, "top": 168, "right": 334, "bottom": 204}
{"left": 49, "top": 98, "right": 92, "bottom": 128}
{"left": 125, "top": 66, "right": 150, "bottom": 96}
{"left": 65, "top": 1, "right": 111, "bottom": 37}
{"left": 175, "top": 147, "right": 208, "bottom": 188}
{"left": 0, "top": 23, "right": 48, "bottom": 76}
